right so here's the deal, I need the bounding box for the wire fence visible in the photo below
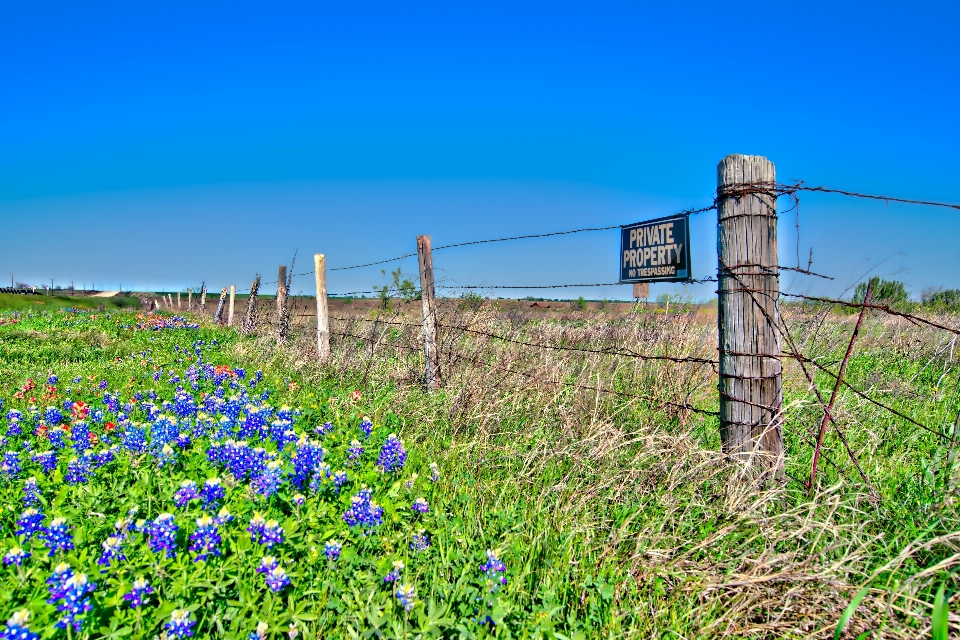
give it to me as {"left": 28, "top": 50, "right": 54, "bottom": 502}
{"left": 177, "top": 176, "right": 960, "bottom": 497}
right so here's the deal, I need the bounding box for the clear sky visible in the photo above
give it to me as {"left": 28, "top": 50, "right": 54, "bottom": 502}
{"left": 2, "top": 1, "right": 959, "bottom": 300}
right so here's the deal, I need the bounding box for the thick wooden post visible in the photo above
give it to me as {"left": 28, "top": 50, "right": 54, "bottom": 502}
{"left": 228, "top": 285, "right": 236, "bottom": 326}
{"left": 177, "top": 292, "right": 181, "bottom": 310}
{"left": 277, "top": 266, "right": 288, "bottom": 344}
{"left": 717, "top": 154, "right": 783, "bottom": 475}
{"left": 242, "top": 275, "right": 260, "bottom": 332}
{"left": 200, "top": 283, "right": 207, "bottom": 313}
{"left": 187, "top": 289, "right": 192, "bottom": 311}
{"left": 417, "top": 235, "right": 440, "bottom": 390}
{"left": 314, "top": 254, "right": 330, "bottom": 362}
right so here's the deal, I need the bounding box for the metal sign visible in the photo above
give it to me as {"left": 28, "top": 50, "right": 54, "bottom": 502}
{"left": 619, "top": 214, "right": 691, "bottom": 283}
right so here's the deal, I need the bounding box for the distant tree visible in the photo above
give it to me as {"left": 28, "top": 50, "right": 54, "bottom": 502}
{"left": 922, "top": 288, "right": 960, "bottom": 309}
{"left": 457, "top": 292, "right": 485, "bottom": 311}
{"left": 853, "top": 277, "right": 908, "bottom": 306}
{"left": 571, "top": 296, "right": 588, "bottom": 311}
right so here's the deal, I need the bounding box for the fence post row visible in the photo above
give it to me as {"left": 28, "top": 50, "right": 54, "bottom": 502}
{"left": 315, "top": 254, "right": 330, "bottom": 362}
{"left": 717, "top": 153, "right": 784, "bottom": 477}
{"left": 228, "top": 285, "right": 236, "bottom": 326}
{"left": 417, "top": 235, "right": 441, "bottom": 390}
{"left": 276, "top": 265, "right": 289, "bottom": 344}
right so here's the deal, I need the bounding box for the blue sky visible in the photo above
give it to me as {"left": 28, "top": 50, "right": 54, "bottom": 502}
{"left": 2, "top": 1, "right": 959, "bottom": 299}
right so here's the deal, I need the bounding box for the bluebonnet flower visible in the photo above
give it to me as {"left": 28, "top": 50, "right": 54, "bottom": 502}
{"left": 54, "top": 572, "right": 96, "bottom": 632}
{"left": 189, "top": 514, "right": 222, "bottom": 561}
{"left": 332, "top": 471, "right": 348, "bottom": 492}
{"left": 252, "top": 460, "right": 284, "bottom": 498}
{"left": 33, "top": 451, "right": 57, "bottom": 474}
{"left": 122, "top": 425, "right": 147, "bottom": 453}
{"left": 3, "top": 547, "right": 29, "bottom": 566}
{"left": 255, "top": 370, "right": 263, "bottom": 382}
{"left": 481, "top": 550, "right": 508, "bottom": 592}
{"left": 293, "top": 493, "right": 305, "bottom": 506}
{"left": 247, "top": 514, "right": 266, "bottom": 544}
{"left": 359, "top": 418, "right": 373, "bottom": 438}
{"left": 5, "top": 421, "right": 20, "bottom": 438}
{"left": 248, "top": 621, "right": 270, "bottom": 640}
{"left": 239, "top": 406, "right": 265, "bottom": 439}
{"left": 214, "top": 507, "right": 233, "bottom": 526}
{"left": 430, "top": 462, "right": 440, "bottom": 483}
{"left": 44, "top": 407, "right": 63, "bottom": 425}
{"left": 264, "top": 566, "right": 290, "bottom": 593}
{"left": 410, "top": 532, "right": 431, "bottom": 553}
{"left": 15, "top": 508, "right": 44, "bottom": 539}
{"left": 92, "top": 447, "right": 116, "bottom": 468}
{"left": 404, "top": 473, "right": 418, "bottom": 490}
{"left": 41, "top": 517, "right": 73, "bottom": 555}
{"left": 256, "top": 555, "right": 278, "bottom": 575}
{"left": 376, "top": 434, "right": 407, "bottom": 474}
{"left": 91, "top": 409, "right": 104, "bottom": 423}
{"left": 261, "top": 520, "right": 284, "bottom": 548}
{"left": 1, "top": 451, "right": 21, "bottom": 480}
{"left": 97, "top": 536, "right": 126, "bottom": 569}
{"left": 323, "top": 540, "right": 342, "bottom": 561}
{"left": 47, "top": 428, "right": 67, "bottom": 450}
{"left": 201, "top": 477, "right": 225, "bottom": 509}
{"left": 47, "top": 374, "right": 58, "bottom": 385}
{"left": 176, "top": 432, "right": 191, "bottom": 449}
{"left": 411, "top": 498, "right": 429, "bottom": 514}
{"left": 70, "top": 422, "right": 90, "bottom": 453}
{"left": 383, "top": 560, "right": 404, "bottom": 583}
{"left": 153, "top": 371, "right": 161, "bottom": 381}
{"left": 65, "top": 456, "right": 91, "bottom": 484}
{"left": 0, "top": 610, "right": 39, "bottom": 640}
{"left": 164, "top": 610, "right": 195, "bottom": 639}
{"left": 146, "top": 513, "right": 178, "bottom": 558}
{"left": 347, "top": 440, "right": 363, "bottom": 465}
{"left": 342, "top": 487, "right": 384, "bottom": 530}
{"left": 290, "top": 437, "right": 324, "bottom": 489}
{"left": 173, "top": 480, "right": 200, "bottom": 507}
{"left": 22, "top": 477, "right": 40, "bottom": 507}
{"left": 46, "top": 562, "right": 74, "bottom": 601}
{"left": 395, "top": 583, "right": 416, "bottom": 612}
{"left": 156, "top": 443, "right": 177, "bottom": 467}
{"left": 123, "top": 577, "right": 154, "bottom": 608}
{"left": 314, "top": 422, "right": 334, "bottom": 438}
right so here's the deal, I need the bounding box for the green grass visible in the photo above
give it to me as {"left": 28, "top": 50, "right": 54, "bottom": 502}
{"left": 1, "top": 305, "right": 959, "bottom": 637}
{"left": 0, "top": 292, "right": 141, "bottom": 311}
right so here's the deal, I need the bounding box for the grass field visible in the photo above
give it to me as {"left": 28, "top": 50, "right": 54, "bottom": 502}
{"left": 0, "top": 293, "right": 142, "bottom": 311}
{"left": 0, "top": 301, "right": 958, "bottom": 638}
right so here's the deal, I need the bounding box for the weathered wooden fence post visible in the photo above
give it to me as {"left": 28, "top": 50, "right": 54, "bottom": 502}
{"left": 717, "top": 154, "right": 783, "bottom": 476}
{"left": 314, "top": 254, "right": 330, "bottom": 362}
{"left": 177, "top": 292, "right": 181, "bottom": 310}
{"left": 214, "top": 287, "right": 228, "bottom": 323}
{"left": 417, "top": 235, "right": 440, "bottom": 390}
{"left": 276, "top": 266, "right": 288, "bottom": 344}
{"left": 167, "top": 294, "right": 174, "bottom": 308}
{"left": 200, "top": 283, "right": 207, "bottom": 314}
{"left": 228, "top": 285, "right": 236, "bottom": 326}
{"left": 187, "top": 289, "right": 192, "bottom": 311}
{"left": 242, "top": 275, "right": 260, "bottom": 332}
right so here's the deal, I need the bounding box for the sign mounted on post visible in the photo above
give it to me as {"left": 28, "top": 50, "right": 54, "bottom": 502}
{"left": 619, "top": 214, "right": 691, "bottom": 283}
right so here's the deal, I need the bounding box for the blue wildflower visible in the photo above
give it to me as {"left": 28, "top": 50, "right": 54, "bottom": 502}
{"left": 200, "top": 477, "right": 225, "bottom": 509}
{"left": 430, "top": 462, "right": 440, "bottom": 483}
{"left": 376, "top": 434, "right": 407, "bottom": 474}
{"left": 323, "top": 540, "right": 342, "bottom": 561}
{"left": 173, "top": 480, "right": 200, "bottom": 507}
{"left": 164, "top": 610, "right": 195, "bottom": 639}
{"left": 261, "top": 520, "right": 284, "bottom": 548}
{"left": 54, "top": 572, "right": 96, "bottom": 632}
{"left": 46, "top": 562, "right": 74, "bottom": 601}
{"left": 33, "top": 451, "right": 57, "bottom": 474}
{"left": 65, "top": 456, "right": 91, "bottom": 485}
{"left": 47, "top": 374, "right": 58, "bottom": 386}
{"left": 342, "top": 487, "right": 384, "bottom": 530}
{"left": 22, "top": 477, "right": 40, "bottom": 507}
{"left": 481, "top": 549, "right": 508, "bottom": 592}
{"left": 3, "top": 547, "right": 29, "bottom": 566}
{"left": 41, "top": 517, "right": 73, "bottom": 556}
{"left": 145, "top": 513, "right": 178, "bottom": 558}
{"left": 246, "top": 514, "right": 266, "bottom": 544}
{"left": 383, "top": 560, "right": 404, "bottom": 583}
{"left": 252, "top": 460, "right": 284, "bottom": 499}
{"left": 360, "top": 418, "right": 373, "bottom": 438}
{"left": 264, "top": 566, "right": 290, "bottom": 593}
{"left": 411, "top": 497, "right": 429, "bottom": 514}
{"left": 123, "top": 576, "right": 154, "bottom": 608}
{"left": 97, "top": 536, "right": 126, "bottom": 569}
{"left": 70, "top": 422, "right": 90, "bottom": 452}
{"left": 395, "top": 583, "right": 416, "bottom": 612}
{"left": 332, "top": 470, "right": 348, "bottom": 492}
{"left": 410, "top": 531, "right": 431, "bottom": 553}
{"left": 15, "top": 508, "right": 44, "bottom": 539}
{"left": 1, "top": 451, "right": 21, "bottom": 480}
{"left": 0, "top": 610, "right": 40, "bottom": 640}
{"left": 44, "top": 406, "right": 63, "bottom": 425}
{"left": 47, "top": 428, "right": 67, "bottom": 450}
{"left": 347, "top": 440, "right": 363, "bottom": 464}
{"left": 189, "top": 514, "right": 222, "bottom": 561}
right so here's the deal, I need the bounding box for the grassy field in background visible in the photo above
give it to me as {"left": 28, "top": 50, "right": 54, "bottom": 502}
{"left": 1, "top": 303, "right": 959, "bottom": 638}
{"left": 0, "top": 292, "right": 142, "bottom": 311}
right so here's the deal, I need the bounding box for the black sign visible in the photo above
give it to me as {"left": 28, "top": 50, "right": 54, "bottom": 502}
{"left": 619, "top": 214, "right": 691, "bottom": 283}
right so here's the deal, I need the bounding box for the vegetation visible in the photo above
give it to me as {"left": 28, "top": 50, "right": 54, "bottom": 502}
{"left": 1, "top": 301, "right": 959, "bottom": 637}
{"left": 854, "top": 277, "right": 910, "bottom": 306}
{"left": 0, "top": 293, "right": 141, "bottom": 312}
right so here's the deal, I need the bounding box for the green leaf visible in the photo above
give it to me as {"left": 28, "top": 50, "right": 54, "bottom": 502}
{"left": 835, "top": 585, "right": 871, "bottom": 640}
{"left": 932, "top": 583, "right": 949, "bottom": 640}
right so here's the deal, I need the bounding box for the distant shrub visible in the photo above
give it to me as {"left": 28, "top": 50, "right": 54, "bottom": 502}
{"left": 854, "top": 277, "right": 908, "bottom": 306}
{"left": 457, "top": 292, "right": 485, "bottom": 311}
{"left": 343, "top": 297, "right": 353, "bottom": 305}
{"left": 571, "top": 297, "right": 588, "bottom": 311}
{"left": 922, "top": 288, "right": 960, "bottom": 309}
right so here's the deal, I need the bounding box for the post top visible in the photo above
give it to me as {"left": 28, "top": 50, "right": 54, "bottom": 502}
{"left": 717, "top": 154, "right": 775, "bottom": 187}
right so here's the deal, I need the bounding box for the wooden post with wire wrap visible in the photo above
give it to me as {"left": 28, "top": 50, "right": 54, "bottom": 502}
{"left": 417, "top": 235, "right": 441, "bottom": 390}
{"left": 717, "top": 154, "right": 784, "bottom": 478}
